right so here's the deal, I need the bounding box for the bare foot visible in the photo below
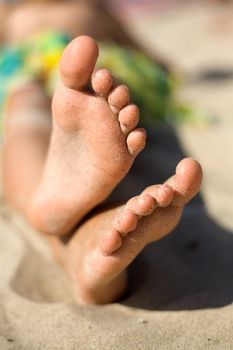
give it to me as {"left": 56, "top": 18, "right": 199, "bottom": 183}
{"left": 28, "top": 36, "right": 146, "bottom": 236}
{"left": 50, "top": 158, "right": 203, "bottom": 304}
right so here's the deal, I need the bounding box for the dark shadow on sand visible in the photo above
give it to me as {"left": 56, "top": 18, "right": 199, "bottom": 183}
{"left": 109, "top": 123, "right": 233, "bottom": 311}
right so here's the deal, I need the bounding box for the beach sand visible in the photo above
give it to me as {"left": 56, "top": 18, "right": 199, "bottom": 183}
{"left": 1, "top": 2, "right": 233, "bottom": 349}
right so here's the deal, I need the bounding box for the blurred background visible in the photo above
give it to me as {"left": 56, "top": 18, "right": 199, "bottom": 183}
{"left": 111, "top": 0, "right": 233, "bottom": 229}
{"left": 1, "top": 0, "right": 233, "bottom": 309}
{"left": 1, "top": 0, "right": 233, "bottom": 264}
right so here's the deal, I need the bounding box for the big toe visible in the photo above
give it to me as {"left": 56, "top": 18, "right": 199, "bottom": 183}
{"left": 169, "top": 158, "right": 203, "bottom": 206}
{"left": 60, "top": 36, "right": 99, "bottom": 90}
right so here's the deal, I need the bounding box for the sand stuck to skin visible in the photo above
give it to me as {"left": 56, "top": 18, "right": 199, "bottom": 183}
{"left": 1, "top": 2, "right": 233, "bottom": 349}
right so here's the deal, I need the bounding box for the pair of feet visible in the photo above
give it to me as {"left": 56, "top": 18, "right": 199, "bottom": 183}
{"left": 5, "top": 36, "right": 202, "bottom": 304}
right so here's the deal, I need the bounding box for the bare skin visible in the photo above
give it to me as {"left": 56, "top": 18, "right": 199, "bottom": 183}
{"left": 3, "top": 81, "right": 52, "bottom": 210}
{"left": 3, "top": 35, "right": 203, "bottom": 304}
{"left": 25, "top": 36, "right": 146, "bottom": 236}
{"left": 50, "top": 158, "right": 202, "bottom": 304}
{"left": 2, "top": 0, "right": 167, "bottom": 70}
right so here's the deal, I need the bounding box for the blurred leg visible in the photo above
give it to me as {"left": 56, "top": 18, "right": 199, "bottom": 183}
{"left": 3, "top": 82, "right": 51, "bottom": 213}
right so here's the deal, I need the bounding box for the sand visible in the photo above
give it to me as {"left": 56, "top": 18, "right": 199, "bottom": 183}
{"left": 1, "top": 2, "right": 233, "bottom": 349}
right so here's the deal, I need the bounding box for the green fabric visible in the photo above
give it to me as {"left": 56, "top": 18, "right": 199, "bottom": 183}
{"left": 0, "top": 31, "right": 210, "bottom": 129}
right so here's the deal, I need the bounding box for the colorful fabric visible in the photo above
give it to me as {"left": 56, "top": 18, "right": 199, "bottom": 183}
{"left": 0, "top": 31, "right": 208, "bottom": 129}
{"left": 0, "top": 31, "right": 70, "bottom": 123}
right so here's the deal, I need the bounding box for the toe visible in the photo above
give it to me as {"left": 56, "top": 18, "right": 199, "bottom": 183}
{"left": 113, "top": 210, "right": 138, "bottom": 236}
{"left": 60, "top": 35, "right": 99, "bottom": 90}
{"left": 92, "top": 69, "right": 114, "bottom": 97}
{"left": 168, "top": 158, "right": 203, "bottom": 206}
{"left": 156, "top": 184, "right": 174, "bottom": 207}
{"left": 143, "top": 184, "right": 174, "bottom": 207}
{"left": 99, "top": 229, "right": 122, "bottom": 256}
{"left": 126, "top": 194, "right": 156, "bottom": 216}
{"left": 118, "top": 104, "right": 139, "bottom": 135}
{"left": 126, "top": 128, "right": 146, "bottom": 156}
{"left": 108, "top": 85, "right": 130, "bottom": 113}
{"left": 136, "top": 193, "right": 156, "bottom": 215}
{"left": 176, "top": 158, "right": 203, "bottom": 188}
